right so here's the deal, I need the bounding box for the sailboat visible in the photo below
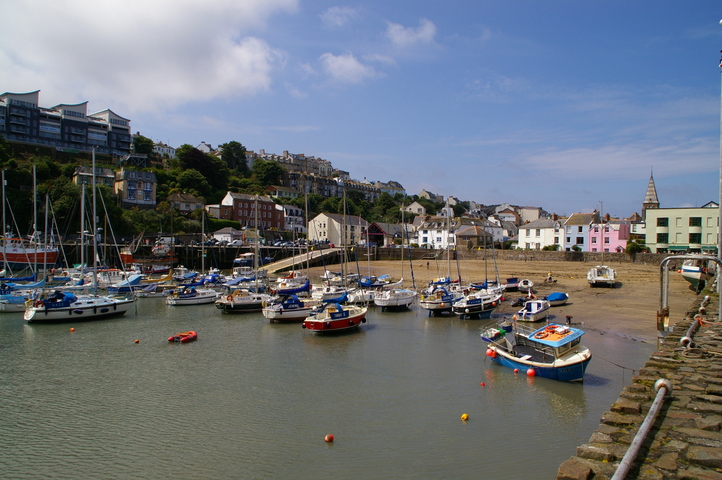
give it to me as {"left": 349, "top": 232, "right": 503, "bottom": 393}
{"left": 374, "top": 212, "right": 417, "bottom": 311}
{"left": 24, "top": 149, "right": 136, "bottom": 323}
{"left": 214, "top": 195, "right": 271, "bottom": 313}
{"left": 419, "top": 206, "right": 463, "bottom": 315}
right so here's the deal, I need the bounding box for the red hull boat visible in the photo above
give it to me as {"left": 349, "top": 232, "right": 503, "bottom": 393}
{"left": 168, "top": 331, "right": 198, "bottom": 343}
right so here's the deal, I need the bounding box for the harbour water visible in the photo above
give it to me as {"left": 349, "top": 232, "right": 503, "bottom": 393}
{"left": 0, "top": 299, "right": 654, "bottom": 479}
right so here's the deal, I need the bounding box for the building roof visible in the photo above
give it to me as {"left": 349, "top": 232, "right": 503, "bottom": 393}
{"left": 317, "top": 212, "right": 368, "bottom": 226}
{"left": 167, "top": 193, "right": 204, "bottom": 204}
{"left": 564, "top": 212, "right": 598, "bottom": 226}
{"left": 519, "top": 218, "right": 559, "bottom": 230}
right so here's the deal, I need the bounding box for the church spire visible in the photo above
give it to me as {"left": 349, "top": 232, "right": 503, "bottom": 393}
{"left": 642, "top": 169, "right": 659, "bottom": 219}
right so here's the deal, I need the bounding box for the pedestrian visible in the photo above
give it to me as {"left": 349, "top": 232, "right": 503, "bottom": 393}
{"left": 565, "top": 315, "right": 573, "bottom": 326}
{"left": 426, "top": 261, "right": 429, "bottom": 270}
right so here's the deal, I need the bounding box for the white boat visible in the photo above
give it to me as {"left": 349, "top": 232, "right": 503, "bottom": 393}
{"left": 518, "top": 278, "right": 534, "bottom": 293}
{"left": 302, "top": 303, "right": 367, "bottom": 333}
{"left": 311, "top": 284, "right": 348, "bottom": 302}
{"left": 545, "top": 292, "right": 569, "bottom": 307}
{"left": 262, "top": 294, "right": 321, "bottom": 322}
{"left": 24, "top": 291, "right": 135, "bottom": 323}
{"left": 452, "top": 289, "right": 502, "bottom": 319}
{"left": 419, "top": 285, "right": 463, "bottom": 316}
{"left": 214, "top": 288, "right": 271, "bottom": 313}
{"left": 679, "top": 258, "right": 714, "bottom": 293}
{"left": 166, "top": 287, "right": 218, "bottom": 306}
{"left": 347, "top": 288, "right": 375, "bottom": 304}
{"left": 374, "top": 288, "right": 417, "bottom": 311}
{"left": 587, "top": 265, "right": 616, "bottom": 288}
{"left": 515, "top": 298, "right": 551, "bottom": 322}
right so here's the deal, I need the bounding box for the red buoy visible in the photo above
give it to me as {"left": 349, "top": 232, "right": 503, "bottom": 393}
{"left": 480, "top": 382, "right": 486, "bottom": 387}
{"left": 514, "top": 368, "right": 519, "bottom": 374}
{"left": 527, "top": 368, "right": 536, "bottom": 377}
{"left": 324, "top": 434, "right": 334, "bottom": 443}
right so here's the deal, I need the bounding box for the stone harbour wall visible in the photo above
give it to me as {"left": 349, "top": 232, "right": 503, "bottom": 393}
{"left": 556, "top": 295, "right": 722, "bottom": 480}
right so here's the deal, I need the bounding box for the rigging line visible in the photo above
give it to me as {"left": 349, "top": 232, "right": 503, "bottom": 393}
{"left": 593, "top": 353, "right": 638, "bottom": 373}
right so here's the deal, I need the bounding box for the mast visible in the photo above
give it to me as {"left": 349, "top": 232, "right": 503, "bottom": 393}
{"left": 80, "top": 183, "right": 85, "bottom": 268}
{"left": 1, "top": 169, "right": 6, "bottom": 274}
{"left": 91, "top": 147, "right": 98, "bottom": 289}
{"left": 254, "top": 195, "right": 259, "bottom": 291}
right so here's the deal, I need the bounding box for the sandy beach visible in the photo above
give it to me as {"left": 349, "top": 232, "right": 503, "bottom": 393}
{"left": 305, "top": 257, "right": 699, "bottom": 344}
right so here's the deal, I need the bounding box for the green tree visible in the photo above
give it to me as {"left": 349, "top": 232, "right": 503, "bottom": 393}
{"left": 219, "top": 141, "right": 249, "bottom": 176}
{"left": 177, "top": 169, "right": 212, "bottom": 199}
{"left": 133, "top": 134, "right": 154, "bottom": 155}
{"left": 251, "top": 159, "right": 285, "bottom": 187}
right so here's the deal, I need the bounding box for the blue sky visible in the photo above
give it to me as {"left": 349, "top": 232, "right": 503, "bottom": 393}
{"left": 2, "top": 1, "right": 721, "bottom": 218}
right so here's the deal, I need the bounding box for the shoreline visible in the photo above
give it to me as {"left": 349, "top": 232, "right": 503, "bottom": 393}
{"left": 304, "top": 258, "right": 696, "bottom": 344}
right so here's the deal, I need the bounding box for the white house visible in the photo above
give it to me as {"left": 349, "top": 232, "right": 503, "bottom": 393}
{"left": 518, "top": 218, "right": 563, "bottom": 250}
{"left": 308, "top": 213, "right": 369, "bottom": 246}
{"left": 280, "top": 204, "right": 306, "bottom": 234}
{"left": 562, "top": 212, "right": 599, "bottom": 251}
{"left": 401, "top": 201, "right": 427, "bottom": 216}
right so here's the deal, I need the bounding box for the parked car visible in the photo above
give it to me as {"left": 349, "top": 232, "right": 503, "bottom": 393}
{"left": 228, "top": 239, "right": 243, "bottom": 246}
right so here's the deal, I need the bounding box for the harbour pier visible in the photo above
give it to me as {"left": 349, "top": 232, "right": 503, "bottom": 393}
{"left": 556, "top": 293, "right": 722, "bottom": 480}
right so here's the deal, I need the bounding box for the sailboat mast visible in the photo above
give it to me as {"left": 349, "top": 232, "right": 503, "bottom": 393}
{"left": 1, "top": 169, "right": 6, "bottom": 274}
{"left": 80, "top": 183, "right": 85, "bottom": 268}
{"left": 91, "top": 147, "right": 98, "bottom": 289}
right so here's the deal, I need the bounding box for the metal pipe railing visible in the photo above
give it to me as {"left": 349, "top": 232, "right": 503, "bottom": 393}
{"left": 610, "top": 379, "right": 673, "bottom": 480}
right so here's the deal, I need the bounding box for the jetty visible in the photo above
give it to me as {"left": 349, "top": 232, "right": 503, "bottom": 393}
{"left": 261, "top": 247, "right": 343, "bottom": 275}
{"left": 556, "top": 292, "right": 722, "bottom": 479}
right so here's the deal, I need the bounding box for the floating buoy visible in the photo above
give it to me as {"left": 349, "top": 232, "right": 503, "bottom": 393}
{"left": 324, "top": 434, "right": 334, "bottom": 443}
{"left": 514, "top": 368, "right": 519, "bottom": 374}
{"left": 134, "top": 339, "right": 140, "bottom": 343}
{"left": 480, "top": 382, "right": 486, "bottom": 387}
{"left": 69, "top": 328, "right": 75, "bottom": 332}
{"left": 461, "top": 413, "right": 469, "bottom": 421}
{"left": 485, "top": 348, "right": 497, "bottom": 359}
{"left": 527, "top": 369, "right": 536, "bottom": 377}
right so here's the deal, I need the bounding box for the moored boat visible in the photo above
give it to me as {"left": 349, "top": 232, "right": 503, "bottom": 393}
{"left": 24, "top": 290, "right": 135, "bottom": 323}
{"left": 374, "top": 288, "right": 417, "bottom": 311}
{"left": 545, "top": 292, "right": 569, "bottom": 307}
{"left": 262, "top": 294, "right": 321, "bottom": 322}
{"left": 518, "top": 278, "right": 534, "bottom": 293}
{"left": 679, "top": 258, "right": 714, "bottom": 293}
{"left": 515, "top": 298, "right": 551, "bottom": 322}
{"left": 302, "top": 303, "right": 367, "bottom": 333}
{"left": 587, "top": 265, "right": 616, "bottom": 288}
{"left": 419, "top": 286, "right": 463, "bottom": 316}
{"left": 452, "top": 290, "right": 502, "bottom": 319}
{"left": 482, "top": 322, "right": 592, "bottom": 382}
{"left": 214, "top": 288, "right": 271, "bottom": 313}
{"left": 166, "top": 287, "right": 218, "bottom": 306}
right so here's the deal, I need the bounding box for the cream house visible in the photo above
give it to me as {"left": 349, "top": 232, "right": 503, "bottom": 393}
{"left": 644, "top": 202, "right": 719, "bottom": 253}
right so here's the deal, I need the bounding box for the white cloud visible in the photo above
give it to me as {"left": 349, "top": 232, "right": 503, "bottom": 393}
{"left": 319, "top": 52, "right": 377, "bottom": 84}
{"left": 386, "top": 18, "right": 437, "bottom": 48}
{"left": 320, "top": 6, "right": 359, "bottom": 27}
{"left": 0, "top": 0, "right": 298, "bottom": 112}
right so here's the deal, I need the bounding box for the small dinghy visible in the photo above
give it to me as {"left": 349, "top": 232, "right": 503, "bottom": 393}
{"left": 168, "top": 331, "right": 198, "bottom": 343}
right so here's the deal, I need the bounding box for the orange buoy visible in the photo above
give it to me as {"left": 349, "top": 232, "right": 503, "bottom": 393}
{"left": 461, "top": 413, "right": 469, "bottom": 421}
{"left": 134, "top": 339, "right": 140, "bottom": 343}
{"left": 527, "top": 368, "right": 536, "bottom": 377}
{"left": 69, "top": 328, "right": 75, "bottom": 332}
{"left": 324, "top": 434, "right": 334, "bottom": 442}
{"left": 480, "top": 382, "right": 486, "bottom": 387}
{"left": 514, "top": 368, "right": 519, "bottom": 374}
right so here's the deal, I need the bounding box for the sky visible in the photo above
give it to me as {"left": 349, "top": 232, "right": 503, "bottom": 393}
{"left": 2, "top": 1, "right": 722, "bottom": 218}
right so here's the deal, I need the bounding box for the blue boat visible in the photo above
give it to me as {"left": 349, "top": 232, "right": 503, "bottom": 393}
{"left": 545, "top": 292, "right": 569, "bottom": 306}
{"left": 481, "top": 322, "right": 592, "bottom": 382}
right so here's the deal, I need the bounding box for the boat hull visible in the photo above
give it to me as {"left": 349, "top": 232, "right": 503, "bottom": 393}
{"left": 24, "top": 297, "right": 135, "bottom": 323}
{"left": 489, "top": 348, "right": 592, "bottom": 382}
{"left": 302, "top": 308, "right": 367, "bottom": 333}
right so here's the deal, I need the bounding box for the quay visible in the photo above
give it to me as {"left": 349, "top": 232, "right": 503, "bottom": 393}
{"left": 556, "top": 292, "right": 722, "bottom": 480}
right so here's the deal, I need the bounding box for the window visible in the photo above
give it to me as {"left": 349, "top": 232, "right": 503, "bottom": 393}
{"left": 554, "top": 237, "right": 559, "bottom": 244}
{"left": 578, "top": 226, "right": 583, "bottom": 233}
{"left": 591, "top": 237, "right": 597, "bottom": 244}
{"left": 657, "top": 217, "right": 669, "bottom": 227}
{"left": 576, "top": 237, "right": 584, "bottom": 245}
{"left": 525, "top": 230, "right": 530, "bottom": 237}
{"left": 604, "top": 237, "right": 610, "bottom": 244}
{"left": 657, "top": 233, "right": 668, "bottom": 243}
{"left": 689, "top": 217, "right": 702, "bottom": 227}
{"left": 566, "top": 237, "right": 571, "bottom": 243}
{"left": 535, "top": 229, "right": 541, "bottom": 237}
{"left": 689, "top": 233, "right": 702, "bottom": 244}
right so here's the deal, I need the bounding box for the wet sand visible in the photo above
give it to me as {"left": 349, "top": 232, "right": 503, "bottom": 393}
{"left": 306, "top": 258, "right": 698, "bottom": 344}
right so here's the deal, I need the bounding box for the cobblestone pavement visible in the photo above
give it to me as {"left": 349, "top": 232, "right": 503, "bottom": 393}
{"left": 556, "top": 295, "right": 722, "bottom": 480}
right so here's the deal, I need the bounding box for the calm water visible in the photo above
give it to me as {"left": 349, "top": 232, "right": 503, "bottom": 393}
{"left": 0, "top": 299, "right": 653, "bottom": 479}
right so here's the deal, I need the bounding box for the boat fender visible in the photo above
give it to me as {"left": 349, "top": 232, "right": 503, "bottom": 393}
{"left": 348, "top": 320, "right": 354, "bottom": 326}
{"left": 361, "top": 317, "right": 366, "bottom": 323}
{"left": 34, "top": 300, "right": 44, "bottom": 308}
{"left": 301, "top": 323, "right": 306, "bottom": 328}
{"left": 227, "top": 295, "right": 233, "bottom": 301}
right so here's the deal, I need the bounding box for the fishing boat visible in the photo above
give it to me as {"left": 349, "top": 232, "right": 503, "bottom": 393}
{"left": 545, "top": 292, "right": 569, "bottom": 307}
{"left": 587, "top": 265, "right": 616, "bottom": 287}
{"left": 168, "top": 330, "right": 197, "bottom": 343}
{"left": 452, "top": 289, "right": 503, "bottom": 319}
{"left": 419, "top": 285, "right": 463, "bottom": 316}
{"left": 503, "top": 277, "right": 520, "bottom": 291}
{"left": 374, "top": 288, "right": 417, "bottom": 311}
{"left": 481, "top": 322, "right": 592, "bottom": 382}
{"left": 302, "top": 302, "right": 367, "bottom": 333}
{"left": 24, "top": 290, "right": 135, "bottom": 323}
{"left": 166, "top": 287, "right": 218, "bottom": 306}
{"left": 515, "top": 298, "right": 551, "bottom": 322}
{"left": 262, "top": 294, "right": 321, "bottom": 322}
{"left": 214, "top": 288, "right": 271, "bottom": 313}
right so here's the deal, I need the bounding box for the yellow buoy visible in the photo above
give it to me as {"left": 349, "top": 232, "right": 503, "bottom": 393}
{"left": 461, "top": 413, "right": 469, "bottom": 421}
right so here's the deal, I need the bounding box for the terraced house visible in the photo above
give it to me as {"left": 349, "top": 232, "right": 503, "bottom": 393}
{"left": 643, "top": 201, "right": 719, "bottom": 254}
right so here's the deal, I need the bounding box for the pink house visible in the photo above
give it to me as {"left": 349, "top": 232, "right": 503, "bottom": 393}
{"left": 588, "top": 220, "right": 630, "bottom": 253}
